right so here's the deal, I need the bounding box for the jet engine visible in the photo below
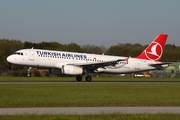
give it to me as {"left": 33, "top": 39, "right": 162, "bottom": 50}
{"left": 62, "top": 65, "right": 83, "bottom": 75}
{"left": 49, "top": 69, "right": 62, "bottom": 75}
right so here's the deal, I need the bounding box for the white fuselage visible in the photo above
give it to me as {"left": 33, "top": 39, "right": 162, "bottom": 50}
{"left": 7, "top": 49, "right": 158, "bottom": 74}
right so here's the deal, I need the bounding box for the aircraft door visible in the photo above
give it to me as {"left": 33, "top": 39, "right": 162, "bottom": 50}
{"left": 29, "top": 50, "right": 34, "bottom": 61}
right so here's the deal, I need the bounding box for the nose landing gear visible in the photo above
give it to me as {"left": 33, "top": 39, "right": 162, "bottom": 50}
{"left": 27, "top": 67, "right": 32, "bottom": 77}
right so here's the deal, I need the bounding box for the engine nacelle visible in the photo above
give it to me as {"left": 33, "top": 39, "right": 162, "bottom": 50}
{"left": 62, "top": 65, "right": 83, "bottom": 75}
{"left": 49, "top": 69, "right": 62, "bottom": 75}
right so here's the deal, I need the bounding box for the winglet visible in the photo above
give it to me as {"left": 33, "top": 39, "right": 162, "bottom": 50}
{"left": 136, "top": 34, "right": 168, "bottom": 61}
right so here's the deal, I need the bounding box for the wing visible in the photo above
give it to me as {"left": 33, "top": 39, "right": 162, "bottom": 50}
{"left": 67, "top": 58, "right": 128, "bottom": 71}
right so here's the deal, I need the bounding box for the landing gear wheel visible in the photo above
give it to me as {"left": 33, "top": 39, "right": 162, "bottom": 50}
{"left": 85, "top": 75, "right": 92, "bottom": 82}
{"left": 76, "top": 75, "right": 82, "bottom": 81}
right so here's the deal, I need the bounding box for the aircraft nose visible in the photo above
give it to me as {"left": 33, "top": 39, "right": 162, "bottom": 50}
{"left": 7, "top": 55, "right": 14, "bottom": 63}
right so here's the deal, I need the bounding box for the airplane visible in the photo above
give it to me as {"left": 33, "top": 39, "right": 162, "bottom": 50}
{"left": 7, "top": 34, "right": 169, "bottom": 81}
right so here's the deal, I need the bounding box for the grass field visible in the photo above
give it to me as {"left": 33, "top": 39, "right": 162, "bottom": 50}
{"left": 1, "top": 76, "right": 180, "bottom": 119}
{"left": 1, "top": 114, "right": 180, "bottom": 120}
{"left": 0, "top": 77, "right": 180, "bottom": 107}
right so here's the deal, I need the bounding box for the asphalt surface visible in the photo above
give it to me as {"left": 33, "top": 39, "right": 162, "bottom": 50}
{"left": 1, "top": 107, "right": 180, "bottom": 115}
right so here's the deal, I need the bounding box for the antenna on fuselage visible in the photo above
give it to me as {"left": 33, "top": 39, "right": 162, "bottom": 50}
{"left": 31, "top": 47, "right": 34, "bottom": 49}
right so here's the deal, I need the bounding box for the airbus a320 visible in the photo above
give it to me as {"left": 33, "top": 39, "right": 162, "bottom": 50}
{"left": 7, "top": 34, "right": 169, "bottom": 81}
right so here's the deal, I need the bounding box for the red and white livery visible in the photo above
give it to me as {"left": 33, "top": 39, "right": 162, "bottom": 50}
{"left": 7, "top": 34, "right": 169, "bottom": 81}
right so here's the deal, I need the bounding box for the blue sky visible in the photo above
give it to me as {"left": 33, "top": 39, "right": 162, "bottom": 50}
{"left": 0, "top": 0, "right": 180, "bottom": 47}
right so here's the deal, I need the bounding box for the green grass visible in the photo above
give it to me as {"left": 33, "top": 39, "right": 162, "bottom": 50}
{"left": 1, "top": 114, "right": 180, "bottom": 120}
{"left": 1, "top": 77, "right": 180, "bottom": 118}
{"left": 0, "top": 76, "right": 180, "bottom": 82}
{"left": 0, "top": 83, "right": 180, "bottom": 107}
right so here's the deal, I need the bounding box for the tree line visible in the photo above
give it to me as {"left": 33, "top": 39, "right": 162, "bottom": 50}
{"left": 0, "top": 39, "right": 180, "bottom": 76}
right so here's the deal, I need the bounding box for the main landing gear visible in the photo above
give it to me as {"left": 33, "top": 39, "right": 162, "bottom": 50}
{"left": 76, "top": 75, "right": 92, "bottom": 82}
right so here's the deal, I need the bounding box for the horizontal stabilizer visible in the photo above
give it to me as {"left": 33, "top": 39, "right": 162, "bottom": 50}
{"left": 149, "top": 62, "right": 171, "bottom": 69}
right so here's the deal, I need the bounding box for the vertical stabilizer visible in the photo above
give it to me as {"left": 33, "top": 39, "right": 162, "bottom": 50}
{"left": 136, "top": 34, "right": 168, "bottom": 61}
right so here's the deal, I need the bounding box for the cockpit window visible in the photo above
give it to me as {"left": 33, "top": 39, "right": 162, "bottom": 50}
{"left": 14, "top": 52, "right": 23, "bottom": 55}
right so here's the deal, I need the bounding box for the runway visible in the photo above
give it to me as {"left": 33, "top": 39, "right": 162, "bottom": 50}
{"left": 1, "top": 81, "right": 180, "bottom": 84}
{"left": 0, "top": 107, "right": 180, "bottom": 115}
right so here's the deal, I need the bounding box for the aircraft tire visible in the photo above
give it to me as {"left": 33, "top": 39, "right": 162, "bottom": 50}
{"left": 76, "top": 75, "right": 82, "bottom": 81}
{"left": 85, "top": 75, "right": 92, "bottom": 82}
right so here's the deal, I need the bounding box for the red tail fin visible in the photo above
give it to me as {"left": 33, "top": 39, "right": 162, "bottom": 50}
{"left": 136, "top": 34, "right": 168, "bottom": 61}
